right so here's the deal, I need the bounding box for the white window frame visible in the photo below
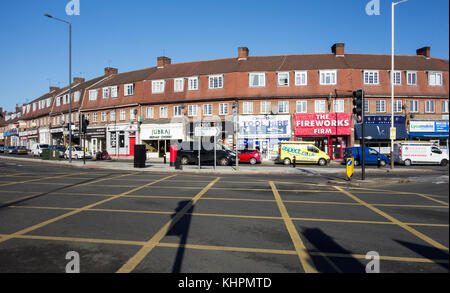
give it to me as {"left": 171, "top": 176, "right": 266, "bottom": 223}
{"left": 89, "top": 90, "right": 98, "bottom": 101}
{"left": 277, "top": 72, "right": 289, "bottom": 87}
{"left": 333, "top": 100, "right": 345, "bottom": 113}
{"left": 394, "top": 100, "right": 403, "bottom": 113}
{"left": 159, "top": 106, "right": 168, "bottom": 118}
{"left": 119, "top": 109, "right": 126, "bottom": 121}
{"left": 409, "top": 100, "right": 419, "bottom": 113}
{"left": 174, "top": 78, "right": 184, "bottom": 92}
{"left": 111, "top": 86, "right": 118, "bottom": 98}
{"left": 188, "top": 105, "right": 198, "bottom": 117}
{"left": 102, "top": 87, "right": 109, "bottom": 99}
{"left": 315, "top": 100, "right": 326, "bottom": 113}
{"left": 208, "top": 75, "right": 224, "bottom": 89}
{"left": 364, "top": 70, "right": 380, "bottom": 85}
{"left": 56, "top": 96, "right": 61, "bottom": 106}
{"left": 152, "top": 80, "right": 165, "bottom": 94}
{"left": 278, "top": 101, "right": 289, "bottom": 113}
{"left": 364, "top": 100, "right": 370, "bottom": 113}
{"left": 93, "top": 112, "right": 97, "bottom": 123}
{"left": 242, "top": 102, "right": 253, "bottom": 115}
{"left": 146, "top": 107, "right": 154, "bottom": 119}
{"left": 376, "top": 100, "right": 386, "bottom": 113}
{"left": 296, "top": 101, "right": 307, "bottom": 113}
{"left": 188, "top": 77, "right": 198, "bottom": 91}
{"left": 219, "top": 103, "right": 229, "bottom": 115}
{"left": 392, "top": 71, "right": 402, "bottom": 85}
{"left": 260, "top": 101, "right": 271, "bottom": 114}
{"left": 203, "top": 104, "right": 212, "bottom": 116}
{"left": 174, "top": 105, "right": 182, "bottom": 117}
{"left": 249, "top": 73, "right": 266, "bottom": 87}
{"left": 295, "top": 71, "right": 308, "bottom": 86}
{"left": 319, "top": 70, "right": 337, "bottom": 85}
{"left": 124, "top": 83, "right": 134, "bottom": 96}
{"left": 110, "top": 111, "right": 116, "bottom": 122}
{"left": 428, "top": 71, "right": 443, "bottom": 86}
{"left": 406, "top": 71, "right": 417, "bottom": 85}
{"left": 442, "top": 100, "right": 449, "bottom": 113}
{"left": 101, "top": 112, "right": 107, "bottom": 122}
{"left": 73, "top": 92, "right": 80, "bottom": 102}
{"left": 425, "top": 100, "right": 435, "bottom": 113}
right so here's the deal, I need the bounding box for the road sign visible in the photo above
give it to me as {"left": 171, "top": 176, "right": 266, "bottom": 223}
{"left": 390, "top": 127, "right": 396, "bottom": 140}
{"left": 194, "top": 127, "right": 219, "bottom": 137}
{"left": 346, "top": 157, "right": 354, "bottom": 180}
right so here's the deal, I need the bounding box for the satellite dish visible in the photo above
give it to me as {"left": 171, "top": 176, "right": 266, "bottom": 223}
{"left": 271, "top": 106, "right": 279, "bottom": 115}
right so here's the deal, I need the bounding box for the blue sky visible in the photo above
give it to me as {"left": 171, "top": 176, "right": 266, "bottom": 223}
{"left": 0, "top": 0, "right": 448, "bottom": 112}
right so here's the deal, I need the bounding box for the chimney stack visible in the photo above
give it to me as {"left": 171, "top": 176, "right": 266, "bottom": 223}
{"left": 238, "top": 47, "right": 249, "bottom": 60}
{"left": 416, "top": 46, "right": 431, "bottom": 58}
{"left": 157, "top": 56, "right": 171, "bottom": 69}
{"left": 104, "top": 67, "right": 118, "bottom": 76}
{"left": 50, "top": 86, "right": 60, "bottom": 93}
{"left": 332, "top": 43, "right": 345, "bottom": 56}
{"left": 73, "top": 77, "right": 85, "bottom": 85}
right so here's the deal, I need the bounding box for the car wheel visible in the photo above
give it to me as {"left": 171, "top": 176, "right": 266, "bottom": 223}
{"left": 181, "top": 157, "right": 189, "bottom": 165}
{"left": 219, "top": 157, "right": 229, "bottom": 166}
{"left": 318, "top": 158, "right": 327, "bottom": 166}
{"left": 283, "top": 158, "right": 291, "bottom": 166}
{"left": 441, "top": 159, "right": 448, "bottom": 167}
{"left": 380, "top": 160, "right": 387, "bottom": 167}
{"left": 249, "top": 158, "right": 257, "bottom": 165}
{"left": 404, "top": 159, "right": 411, "bottom": 166}
{"left": 75, "top": 155, "right": 79, "bottom": 160}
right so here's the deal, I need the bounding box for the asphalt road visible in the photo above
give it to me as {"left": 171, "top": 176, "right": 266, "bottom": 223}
{"left": 0, "top": 160, "right": 448, "bottom": 273}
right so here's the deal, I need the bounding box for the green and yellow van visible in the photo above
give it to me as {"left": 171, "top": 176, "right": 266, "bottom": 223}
{"left": 277, "top": 141, "right": 330, "bottom": 166}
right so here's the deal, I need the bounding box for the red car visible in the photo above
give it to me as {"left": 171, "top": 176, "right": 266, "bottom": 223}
{"left": 239, "top": 149, "right": 261, "bottom": 165}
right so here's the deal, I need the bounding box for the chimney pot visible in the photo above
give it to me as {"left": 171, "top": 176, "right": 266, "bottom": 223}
{"left": 416, "top": 46, "right": 431, "bottom": 58}
{"left": 157, "top": 56, "right": 171, "bottom": 68}
{"left": 332, "top": 43, "right": 345, "bottom": 56}
{"left": 73, "top": 77, "right": 85, "bottom": 85}
{"left": 104, "top": 67, "right": 118, "bottom": 76}
{"left": 238, "top": 47, "right": 249, "bottom": 60}
{"left": 49, "top": 86, "right": 59, "bottom": 93}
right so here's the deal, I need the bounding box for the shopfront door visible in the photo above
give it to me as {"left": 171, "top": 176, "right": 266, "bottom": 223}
{"left": 129, "top": 137, "right": 136, "bottom": 156}
{"left": 329, "top": 137, "right": 344, "bottom": 160}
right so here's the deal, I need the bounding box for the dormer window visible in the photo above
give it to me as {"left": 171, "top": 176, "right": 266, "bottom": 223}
{"left": 124, "top": 83, "right": 134, "bottom": 96}
{"left": 320, "top": 70, "right": 337, "bottom": 85}
{"left": 364, "top": 70, "right": 379, "bottom": 85}
{"left": 249, "top": 73, "right": 266, "bottom": 87}
{"left": 277, "top": 72, "right": 289, "bottom": 86}
{"left": 428, "top": 71, "right": 443, "bottom": 86}
{"left": 89, "top": 90, "right": 98, "bottom": 101}
{"left": 152, "top": 80, "right": 165, "bottom": 94}
{"left": 208, "top": 75, "right": 223, "bottom": 89}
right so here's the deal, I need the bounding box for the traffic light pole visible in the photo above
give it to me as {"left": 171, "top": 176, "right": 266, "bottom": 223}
{"left": 361, "top": 90, "right": 366, "bottom": 181}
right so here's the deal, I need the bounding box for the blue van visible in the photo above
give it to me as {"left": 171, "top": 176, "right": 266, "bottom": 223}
{"left": 343, "top": 147, "right": 390, "bottom": 166}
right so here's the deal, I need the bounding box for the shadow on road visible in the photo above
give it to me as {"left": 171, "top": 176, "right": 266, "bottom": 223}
{"left": 395, "top": 240, "right": 449, "bottom": 270}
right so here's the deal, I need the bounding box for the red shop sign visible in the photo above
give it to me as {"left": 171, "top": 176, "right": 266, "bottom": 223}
{"left": 294, "top": 113, "right": 352, "bottom": 136}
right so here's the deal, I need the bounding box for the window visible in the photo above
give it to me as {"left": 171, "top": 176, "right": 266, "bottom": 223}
{"left": 277, "top": 72, "right": 289, "bottom": 86}
{"left": 159, "top": 107, "right": 168, "bottom": 118}
{"left": 152, "top": 80, "right": 165, "bottom": 93}
{"left": 394, "top": 100, "right": 403, "bottom": 113}
{"left": 392, "top": 71, "right": 402, "bottom": 85}
{"left": 120, "top": 109, "right": 126, "bottom": 121}
{"left": 209, "top": 75, "right": 223, "bottom": 89}
{"left": 260, "top": 101, "right": 271, "bottom": 114}
{"left": 364, "top": 100, "right": 370, "bottom": 113}
{"left": 407, "top": 71, "right": 417, "bottom": 85}
{"left": 249, "top": 73, "right": 266, "bottom": 87}
{"left": 102, "top": 87, "right": 109, "bottom": 99}
{"left": 110, "top": 111, "right": 116, "bottom": 121}
{"left": 146, "top": 107, "right": 154, "bottom": 119}
{"left": 89, "top": 90, "right": 98, "bottom": 101}
{"left": 111, "top": 86, "right": 118, "bottom": 98}
{"left": 442, "top": 100, "right": 449, "bottom": 113}
{"left": 73, "top": 92, "right": 80, "bottom": 102}
{"left": 315, "top": 100, "right": 326, "bottom": 113}
{"left": 101, "top": 112, "right": 107, "bottom": 122}
{"left": 188, "top": 77, "right": 198, "bottom": 91}
{"left": 130, "top": 109, "right": 136, "bottom": 120}
{"left": 425, "top": 100, "right": 435, "bottom": 113}
{"left": 296, "top": 101, "right": 307, "bottom": 113}
{"left": 364, "top": 70, "right": 379, "bottom": 85}
{"left": 93, "top": 112, "right": 97, "bottom": 122}
{"left": 376, "top": 100, "right": 386, "bottom": 113}
{"left": 219, "top": 103, "right": 229, "bottom": 115}
{"left": 428, "top": 72, "right": 443, "bottom": 86}
{"left": 124, "top": 83, "right": 134, "bottom": 96}
{"left": 409, "top": 100, "right": 419, "bottom": 113}
{"left": 203, "top": 104, "right": 212, "bottom": 116}
{"left": 278, "top": 101, "right": 289, "bottom": 113}
{"left": 333, "top": 100, "right": 345, "bottom": 113}
{"left": 320, "top": 70, "right": 337, "bottom": 85}
{"left": 33, "top": 103, "right": 36, "bottom": 111}
{"left": 188, "top": 105, "right": 198, "bottom": 117}
{"left": 174, "top": 105, "right": 182, "bottom": 117}
{"left": 56, "top": 97, "right": 61, "bottom": 106}
{"left": 295, "top": 71, "right": 307, "bottom": 86}
{"left": 174, "top": 78, "right": 184, "bottom": 92}
{"left": 243, "top": 102, "right": 253, "bottom": 114}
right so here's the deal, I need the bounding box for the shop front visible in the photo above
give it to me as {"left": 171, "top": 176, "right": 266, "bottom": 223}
{"left": 238, "top": 115, "right": 291, "bottom": 160}
{"left": 85, "top": 127, "right": 107, "bottom": 153}
{"left": 19, "top": 130, "right": 39, "bottom": 149}
{"left": 409, "top": 120, "right": 449, "bottom": 154}
{"left": 50, "top": 128, "right": 65, "bottom": 146}
{"left": 140, "top": 122, "right": 184, "bottom": 158}
{"left": 3, "top": 129, "right": 19, "bottom": 146}
{"left": 294, "top": 113, "right": 352, "bottom": 160}
{"left": 354, "top": 115, "right": 408, "bottom": 156}
{"left": 39, "top": 128, "right": 50, "bottom": 145}
{"left": 106, "top": 124, "right": 138, "bottom": 157}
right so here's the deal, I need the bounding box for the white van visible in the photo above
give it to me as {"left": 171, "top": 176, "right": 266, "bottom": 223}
{"left": 30, "top": 143, "right": 49, "bottom": 157}
{"left": 394, "top": 142, "right": 449, "bottom": 166}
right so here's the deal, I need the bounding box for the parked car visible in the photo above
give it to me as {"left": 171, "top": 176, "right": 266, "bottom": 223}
{"left": 15, "top": 146, "right": 28, "bottom": 155}
{"left": 239, "top": 149, "right": 261, "bottom": 165}
{"left": 6, "top": 146, "right": 17, "bottom": 154}
{"left": 64, "top": 146, "right": 92, "bottom": 160}
{"left": 276, "top": 141, "right": 330, "bottom": 166}
{"left": 343, "top": 147, "right": 390, "bottom": 166}
{"left": 0, "top": 144, "right": 5, "bottom": 153}
{"left": 48, "top": 145, "right": 66, "bottom": 158}
{"left": 30, "top": 143, "right": 49, "bottom": 157}
{"left": 394, "top": 142, "right": 449, "bottom": 166}
{"left": 176, "top": 141, "right": 236, "bottom": 166}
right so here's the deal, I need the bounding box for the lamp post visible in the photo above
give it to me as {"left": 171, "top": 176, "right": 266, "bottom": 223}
{"left": 390, "top": 0, "right": 408, "bottom": 169}
{"left": 45, "top": 14, "right": 72, "bottom": 163}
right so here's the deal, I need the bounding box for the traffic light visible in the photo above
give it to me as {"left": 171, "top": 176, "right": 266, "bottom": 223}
{"left": 80, "top": 114, "right": 89, "bottom": 134}
{"left": 352, "top": 89, "right": 364, "bottom": 123}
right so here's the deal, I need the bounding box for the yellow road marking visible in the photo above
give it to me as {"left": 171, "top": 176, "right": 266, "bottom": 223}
{"left": 352, "top": 187, "right": 450, "bottom": 200}
{"left": 0, "top": 174, "right": 177, "bottom": 244}
{"left": 116, "top": 177, "right": 221, "bottom": 273}
{"left": 334, "top": 186, "right": 449, "bottom": 253}
{"left": 269, "top": 181, "right": 317, "bottom": 273}
{"left": 0, "top": 172, "right": 80, "bottom": 187}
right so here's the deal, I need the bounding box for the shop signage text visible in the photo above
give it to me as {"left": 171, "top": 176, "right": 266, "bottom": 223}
{"left": 294, "top": 113, "right": 352, "bottom": 136}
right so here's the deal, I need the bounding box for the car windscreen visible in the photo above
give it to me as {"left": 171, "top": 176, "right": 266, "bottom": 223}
{"left": 40, "top": 144, "right": 49, "bottom": 148}
{"left": 74, "top": 147, "right": 82, "bottom": 151}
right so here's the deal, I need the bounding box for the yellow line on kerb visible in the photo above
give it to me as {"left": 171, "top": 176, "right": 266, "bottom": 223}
{"left": 269, "top": 181, "right": 317, "bottom": 273}
{"left": 334, "top": 186, "right": 449, "bottom": 252}
{"left": 116, "top": 177, "right": 221, "bottom": 273}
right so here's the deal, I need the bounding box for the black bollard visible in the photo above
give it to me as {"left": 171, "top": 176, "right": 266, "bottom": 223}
{"left": 293, "top": 156, "right": 296, "bottom": 168}
{"left": 377, "top": 157, "right": 381, "bottom": 168}
{"left": 163, "top": 154, "right": 167, "bottom": 164}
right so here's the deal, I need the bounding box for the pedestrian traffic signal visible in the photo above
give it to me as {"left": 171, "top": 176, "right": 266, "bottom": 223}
{"left": 80, "top": 114, "right": 89, "bottom": 133}
{"left": 352, "top": 89, "right": 364, "bottom": 123}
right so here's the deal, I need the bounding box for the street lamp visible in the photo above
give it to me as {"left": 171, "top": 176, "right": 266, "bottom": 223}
{"left": 390, "top": 0, "right": 408, "bottom": 169}
{"left": 45, "top": 14, "right": 73, "bottom": 163}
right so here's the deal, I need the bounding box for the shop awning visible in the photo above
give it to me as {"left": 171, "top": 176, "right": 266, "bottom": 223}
{"left": 355, "top": 123, "right": 408, "bottom": 140}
